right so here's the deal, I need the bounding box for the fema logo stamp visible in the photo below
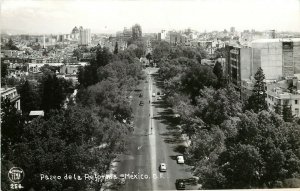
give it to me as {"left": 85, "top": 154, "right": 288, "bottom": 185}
{"left": 8, "top": 167, "right": 25, "bottom": 183}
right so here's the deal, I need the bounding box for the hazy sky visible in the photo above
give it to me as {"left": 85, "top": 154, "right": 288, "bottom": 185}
{"left": 1, "top": 0, "right": 300, "bottom": 34}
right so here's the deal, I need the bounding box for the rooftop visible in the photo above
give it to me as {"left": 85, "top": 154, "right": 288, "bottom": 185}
{"left": 0, "top": 87, "right": 17, "bottom": 94}
{"left": 251, "top": 38, "right": 300, "bottom": 44}
{"left": 29, "top": 110, "right": 44, "bottom": 116}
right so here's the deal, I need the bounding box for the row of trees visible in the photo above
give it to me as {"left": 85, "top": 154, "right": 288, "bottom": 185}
{"left": 2, "top": 40, "right": 145, "bottom": 190}
{"left": 151, "top": 40, "right": 207, "bottom": 64}
{"left": 1, "top": 38, "right": 19, "bottom": 50}
{"left": 155, "top": 41, "right": 300, "bottom": 189}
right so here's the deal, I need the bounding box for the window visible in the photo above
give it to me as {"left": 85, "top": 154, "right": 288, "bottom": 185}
{"left": 295, "top": 100, "right": 298, "bottom": 104}
{"left": 283, "top": 100, "right": 289, "bottom": 105}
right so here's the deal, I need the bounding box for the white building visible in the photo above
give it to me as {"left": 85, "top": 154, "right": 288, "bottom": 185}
{"left": 250, "top": 38, "right": 300, "bottom": 80}
{"left": 161, "top": 30, "right": 167, "bottom": 40}
{"left": 79, "top": 28, "right": 91, "bottom": 45}
{"left": 266, "top": 78, "right": 300, "bottom": 117}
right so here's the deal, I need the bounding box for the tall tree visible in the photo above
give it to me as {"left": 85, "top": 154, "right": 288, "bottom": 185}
{"left": 152, "top": 41, "right": 171, "bottom": 62}
{"left": 274, "top": 102, "right": 282, "bottom": 115}
{"left": 213, "top": 61, "right": 225, "bottom": 88}
{"left": 5, "top": 38, "right": 19, "bottom": 50}
{"left": 1, "top": 63, "right": 8, "bottom": 78}
{"left": 146, "top": 52, "right": 152, "bottom": 62}
{"left": 19, "top": 80, "right": 40, "bottom": 115}
{"left": 244, "top": 67, "right": 268, "bottom": 113}
{"left": 181, "top": 64, "right": 217, "bottom": 102}
{"left": 282, "top": 104, "right": 293, "bottom": 122}
{"left": 213, "top": 61, "right": 223, "bottom": 79}
{"left": 40, "top": 74, "right": 65, "bottom": 113}
{"left": 95, "top": 47, "right": 112, "bottom": 67}
{"left": 114, "top": 42, "right": 119, "bottom": 54}
{"left": 1, "top": 97, "right": 23, "bottom": 158}
{"left": 195, "top": 86, "right": 242, "bottom": 126}
{"left": 78, "top": 47, "right": 112, "bottom": 87}
{"left": 219, "top": 144, "right": 264, "bottom": 188}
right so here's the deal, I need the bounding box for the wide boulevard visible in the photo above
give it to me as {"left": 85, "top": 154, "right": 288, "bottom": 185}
{"left": 115, "top": 67, "right": 194, "bottom": 191}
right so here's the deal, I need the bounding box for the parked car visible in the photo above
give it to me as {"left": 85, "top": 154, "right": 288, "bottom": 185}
{"left": 177, "top": 155, "right": 184, "bottom": 164}
{"left": 175, "top": 179, "right": 185, "bottom": 190}
{"left": 152, "top": 93, "right": 156, "bottom": 97}
{"left": 159, "top": 163, "right": 167, "bottom": 172}
{"left": 139, "top": 101, "right": 144, "bottom": 106}
{"left": 119, "top": 174, "right": 125, "bottom": 184}
{"left": 139, "top": 93, "right": 143, "bottom": 97}
{"left": 174, "top": 114, "right": 180, "bottom": 118}
{"left": 157, "top": 96, "right": 161, "bottom": 100}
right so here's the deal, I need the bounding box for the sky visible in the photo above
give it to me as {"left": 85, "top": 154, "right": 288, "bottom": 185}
{"left": 1, "top": 0, "right": 300, "bottom": 34}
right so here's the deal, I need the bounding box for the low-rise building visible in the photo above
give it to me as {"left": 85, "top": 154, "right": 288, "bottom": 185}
{"left": 266, "top": 78, "right": 300, "bottom": 117}
{"left": 1, "top": 87, "right": 21, "bottom": 111}
{"left": 59, "top": 64, "right": 80, "bottom": 74}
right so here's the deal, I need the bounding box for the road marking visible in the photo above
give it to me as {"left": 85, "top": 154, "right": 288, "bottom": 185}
{"left": 148, "top": 72, "right": 158, "bottom": 190}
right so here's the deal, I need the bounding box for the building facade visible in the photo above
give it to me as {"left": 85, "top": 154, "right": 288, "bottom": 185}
{"left": 1, "top": 87, "right": 21, "bottom": 111}
{"left": 226, "top": 38, "right": 300, "bottom": 98}
{"left": 79, "top": 28, "right": 91, "bottom": 45}
{"left": 266, "top": 79, "right": 300, "bottom": 117}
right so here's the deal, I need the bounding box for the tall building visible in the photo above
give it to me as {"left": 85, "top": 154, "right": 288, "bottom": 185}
{"left": 226, "top": 45, "right": 252, "bottom": 89}
{"left": 123, "top": 27, "right": 132, "bottom": 40}
{"left": 226, "top": 38, "right": 300, "bottom": 98}
{"left": 43, "top": 35, "right": 45, "bottom": 48}
{"left": 269, "top": 30, "right": 276, "bottom": 39}
{"left": 79, "top": 28, "right": 91, "bottom": 45}
{"left": 230, "top": 27, "right": 235, "bottom": 33}
{"left": 169, "top": 31, "right": 188, "bottom": 45}
{"left": 251, "top": 38, "right": 300, "bottom": 79}
{"left": 71, "top": 26, "right": 80, "bottom": 40}
{"left": 157, "top": 30, "right": 167, "bottom": 41}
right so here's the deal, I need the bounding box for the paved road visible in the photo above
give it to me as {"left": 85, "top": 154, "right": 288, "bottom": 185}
{"left": 116, "top": 67, "right": 194, "bottom": 191}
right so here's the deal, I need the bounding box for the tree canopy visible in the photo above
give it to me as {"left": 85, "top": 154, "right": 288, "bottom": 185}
{"left": 244, "top": 67, "right": 268, "bottom": 113}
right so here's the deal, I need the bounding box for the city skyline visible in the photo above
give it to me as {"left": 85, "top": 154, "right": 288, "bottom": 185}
{"left": 1, "top": 0, "right": 300, "bottom": 35}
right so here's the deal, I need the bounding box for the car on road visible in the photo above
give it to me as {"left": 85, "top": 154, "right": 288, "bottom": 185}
{"left": 174, "top": 114, "right": 180, "bottom": 118}
{"left": 177, "top": 155, "right": 184, "bottom": 164}
{"left": 139, "top": 101, "right": 144, "bottom": 106}
{"left": 152, "top": 93, "right": 156, "bottom": 97}
{"left": 175, "top": 179, "right": 185, "bottom": 190}
{"left": 159, "top": 163, "right": 167, "bottom": 172}
{"left": 139, "top": 93, "right": 143, "bottom": 98}
{"left": 119, "top": 174, "right": 125, "bottom": 184}
{"left": 157, "top": 96, "right": 161, "bottom": 100}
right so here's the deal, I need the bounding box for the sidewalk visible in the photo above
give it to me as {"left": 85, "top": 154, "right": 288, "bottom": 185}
{"left": 100, "top": 156, "right": 120, "bottom": 191}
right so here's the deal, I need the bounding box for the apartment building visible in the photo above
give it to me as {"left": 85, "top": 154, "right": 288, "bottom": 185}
{"left": 79, "top": 28, "right": 91, "bottom": 45}
{"left": 226, "top": 38, "right": 300, "bottom": 99}
{"left": 266, "top": 78, "right": 300, "bottom": 117}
